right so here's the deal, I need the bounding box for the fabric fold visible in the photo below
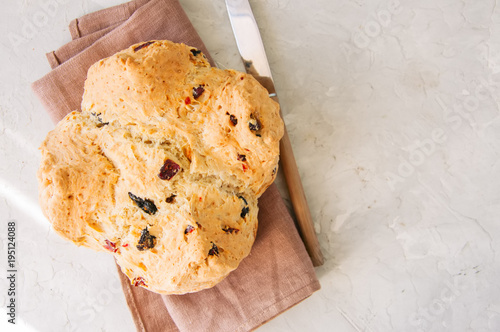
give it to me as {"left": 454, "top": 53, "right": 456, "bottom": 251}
{"left": 47, "top": 24, "right": 120, "bottom": 69}
{"left": 69, "top": 0, "right": 151, "bottom": 39}
{"left": 32, "top": 1, "right": 320, "bottom": 331}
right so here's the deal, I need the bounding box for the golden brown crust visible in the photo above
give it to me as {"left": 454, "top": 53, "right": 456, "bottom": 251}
{"left": 37, "top": 40, "right": 284, "bottom": 294}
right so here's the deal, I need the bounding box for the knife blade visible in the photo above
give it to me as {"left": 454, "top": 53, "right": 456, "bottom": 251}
{"left": 225, "top": 0, "right": 324, "bottom": 267}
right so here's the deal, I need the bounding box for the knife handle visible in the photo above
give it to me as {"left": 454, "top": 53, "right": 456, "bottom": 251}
{"left": 279, "top": 124, "right": 325, "bottom": 267}
{"left": 255, "top": 76, "right": 324, "bottom": 267}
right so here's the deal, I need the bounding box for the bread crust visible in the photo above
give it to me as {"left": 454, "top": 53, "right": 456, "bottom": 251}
{"left": 38, "top": 40, "right": 284, "bottom": 294}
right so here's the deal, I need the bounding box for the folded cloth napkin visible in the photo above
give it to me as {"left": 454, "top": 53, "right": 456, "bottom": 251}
{"left": 32, "top": 0, "right": 320, "bottom": 331}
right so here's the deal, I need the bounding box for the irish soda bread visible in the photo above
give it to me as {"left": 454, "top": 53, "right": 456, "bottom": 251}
{"left": 37, "top": 40, "right": 284, "bottom": 294}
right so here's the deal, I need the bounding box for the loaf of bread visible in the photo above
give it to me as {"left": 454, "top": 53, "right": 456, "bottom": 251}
{"left": 37, "top": 40, "right": 284, "bottom": 294}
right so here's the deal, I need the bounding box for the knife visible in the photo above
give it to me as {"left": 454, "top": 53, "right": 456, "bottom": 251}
{"left": 225, "top": 0, "right": 324, "bottom": 267}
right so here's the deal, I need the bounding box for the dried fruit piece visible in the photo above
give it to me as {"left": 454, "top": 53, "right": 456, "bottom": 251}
{"left": 122, "top": 243, "right": 129, "bottom": 248}
{"left": 238, "top": 196, "right": 248, "bottom": 205}
{"left": 104, "top": 240, "right": 118, "bottom": 253}
{"left": 166, "top": 194, "right": 176, "bottom": 203}
{"left": 185, "top": 225, "right": 195, "bottom": 234}
{"left": 91, "top": 112, "right": 109, "bottom": 127}
{"left": 137, "top": 227, "right": 156, "bottom": 251}
{"left": 240, "top": 206, "right": 250, "bottom": 218}
{"left": 134, "top": 41, "right": 154, "bottom": 52}
{"left": 248, "top": 115, "right": 261, "bottom": 131}
{"left": 129, "top": 192, "right": 158, "bottom": 215}
{"left": 158, "top": 159, "right": 180, "bottom": 180}
{"left": 190, "top": 49, "right": 202, "bottom": 56}
{"left": 208, "top": 242, "right": 219, "bottom": 256}
{"left": 185, "top": 97, "right": 191, "bottom": 105}
{"left": 132, "top": 276, "right": 147, "bottom": 287}
{"left": 229, "top": 114, "right": 238, "bottom": 126}
{"left": 238, "top": 195, "right": 249, "bottom": 217}
{"left": 222, "top": 227, "right": 239, "bottom": 234}
{"left": 193, "top": 86, "right": 205, "bottom": 99}
{"left": 237, "top": 154, "right": 246, "bottom": 161}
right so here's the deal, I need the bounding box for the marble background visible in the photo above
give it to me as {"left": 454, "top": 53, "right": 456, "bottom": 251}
{"left": 1, "top": 0, "right": 500, "bottom": 331}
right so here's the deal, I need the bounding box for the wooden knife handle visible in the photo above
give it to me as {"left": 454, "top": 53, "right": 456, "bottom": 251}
{"left": 278, "top": 124, "right": 325, "bottom": 266}
{"left": 255, "top": 76, "right": 324, "bottom": 267}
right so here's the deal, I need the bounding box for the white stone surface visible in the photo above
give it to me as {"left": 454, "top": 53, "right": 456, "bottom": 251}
{"left": 1, "top": 0, "right": 500, "bottom": 331}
